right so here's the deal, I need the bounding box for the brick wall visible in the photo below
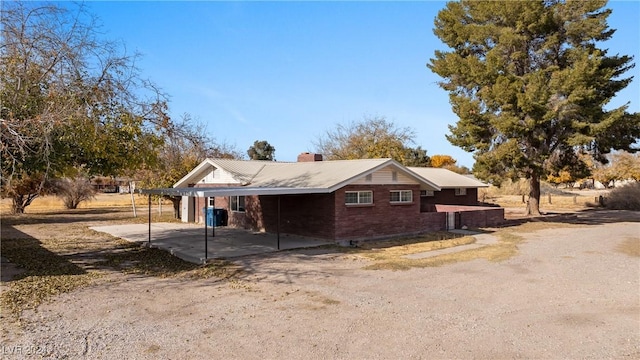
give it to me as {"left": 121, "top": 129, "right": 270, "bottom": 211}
{"left": 297, "top": 152, "right": 323, "bottom": 162}
{"left": 190, "top": 183, "right": 502, "bottom": 240}
{"left": 259, "top": 194, "right": 336, "bottom": 239}
{"left": 421, "top": 188, "right": 479, "bottom": 210}
{"left": 418, "top": 212, "right": 447, "bottom": 232}
{"left": 459, "top": 208, "right": 504, "bottom": 228}
{"left": 434, "top": 204, "right": 504, "bottom": 228}
{"left": 334, "top": 184, "right": 429, "bottom": 241}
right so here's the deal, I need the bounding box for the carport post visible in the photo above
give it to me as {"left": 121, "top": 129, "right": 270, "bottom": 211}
{"left": 277, "top": 196, "right": 281, "bottom": 250}
{"left": 148, "top": 194, "right": 151, "bottom": 245}
{"left": 204, "top": 196, "right": 208, "bottom": 262}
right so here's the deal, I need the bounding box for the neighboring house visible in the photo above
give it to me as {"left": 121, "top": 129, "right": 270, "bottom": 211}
{"left": 91, "top": 177, "right": 132, "bottom": 193}
{"left": 170, "top": 154, "right": 503, "bottom": 243}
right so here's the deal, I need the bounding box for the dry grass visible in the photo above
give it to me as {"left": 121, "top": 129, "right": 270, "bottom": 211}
{"left": 605, "top": 182, "right": 640, "bottom": 210}
{"left": 485, "top": 194, "right": 599, "bottom": 211}
{"left": 478, "top": 179, "right": 610, "bottom": 212}
{"left": 0, "top": 193, "right": 172, "bottom": 214}
{"left": 0, "top": 236, "right": 103, "bottom": 323}
{"left": 358, "top": 222, "right": 580, "bottom": 271}
{"left": 96, "top": 241, "right": 242, "bottom": 279}
{"left": 0, "top": 209, "right": 241, "bottom": 322}
{"left": 616, "top": 237, "right": 640, "bottom": 257}
{"left": 357, "top": 232, "right": 475, "bottom": 260}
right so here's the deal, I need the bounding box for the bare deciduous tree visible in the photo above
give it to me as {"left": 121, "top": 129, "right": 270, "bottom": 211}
{"left": 314, "top": 115, "right": 430, "bottom": 166}
{"left": 1, "top": 2, "right": 170, "bottom": 213}
{"left": 136, "top": 114, "right": 243, "bottom": 218}
{"left": 54, "top": 177, "right": 96, "bottom": 210}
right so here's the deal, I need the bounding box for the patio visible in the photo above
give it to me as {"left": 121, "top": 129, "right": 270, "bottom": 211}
{"left": 90, "top": 223, "right": 332, "bottom": 264}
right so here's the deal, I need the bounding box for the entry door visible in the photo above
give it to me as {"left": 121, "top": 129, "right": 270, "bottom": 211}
{"left": 447, "top": 212, "right": 456, "bottom": 230}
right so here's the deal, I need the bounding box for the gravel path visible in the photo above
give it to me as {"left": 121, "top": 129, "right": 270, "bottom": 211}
{"left": 2, "top": 213, "right": 639, "bottom": 359}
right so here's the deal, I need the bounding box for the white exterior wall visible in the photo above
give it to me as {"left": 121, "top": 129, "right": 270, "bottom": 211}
{"left": 352, "top": 167, "right": 417, "bottom": 185}
{"left": 196, "top": 167, "right": 241, "bottom": 185}
{"left": 181, "top": 196, "right": 195, "bottom": 223}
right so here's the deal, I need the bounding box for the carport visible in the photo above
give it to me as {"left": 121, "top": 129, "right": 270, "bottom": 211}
{"left": 138, "top": 187, "right": 333, "bottom": 263}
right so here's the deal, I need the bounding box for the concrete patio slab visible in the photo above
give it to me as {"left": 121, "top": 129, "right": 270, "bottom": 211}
{"left": 90, "top": 223, "right": 332, "bottom": 264}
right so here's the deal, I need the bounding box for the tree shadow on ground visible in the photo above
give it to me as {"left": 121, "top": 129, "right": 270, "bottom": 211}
{"left": 1, "top": 213, "right": 239, "bottom": 283}
{"left": 498, "top": 209, "right": 640, "bottom": 229}
{"left": 1, "top": 228, "right": 87, "bottom": 281}
{"left": 228, "top": 248, "right": 353, "bottom": 285}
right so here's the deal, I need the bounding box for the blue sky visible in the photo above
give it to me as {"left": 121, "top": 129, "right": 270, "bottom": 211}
{"left": 84, "top": 1, "right": 639, "bottom": 167}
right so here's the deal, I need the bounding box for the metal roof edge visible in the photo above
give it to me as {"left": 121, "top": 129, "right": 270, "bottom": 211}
{"left": 139, "top": 186, "right": 333, "bottom": 197}
{"left": 326, "top": 158, "right": 442, "bottom": 192}
{"left": 406, "top": 166, "right": 489, "bottom": 188}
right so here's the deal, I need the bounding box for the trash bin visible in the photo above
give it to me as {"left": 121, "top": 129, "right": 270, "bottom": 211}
{"left": 203, "top": 208, "right": 227, "bottom": 227}
{"left": 202, "top": 207, "right": 214, "bottom": 227}
{"left": 213, "top": 208, "right": 228, "bottom": 226}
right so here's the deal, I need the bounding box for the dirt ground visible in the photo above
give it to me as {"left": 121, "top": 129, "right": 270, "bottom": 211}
{"left": 1, "top": 209, "right": 639, "bottom": 359}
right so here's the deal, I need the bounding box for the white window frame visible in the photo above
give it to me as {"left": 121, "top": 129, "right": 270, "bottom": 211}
{"left": 420, "top": 190, "right": 435, "bottom": 197}
{"left": 208, "top": 197, "right": 215, "bottom": 208}
{"left": 230, "top": 195, "right": 245, "bottom": 212}
{"left": 455, "top": 188, "right": 467, "bottom": 196}
{"left": 390, "top": 190, "right": 413, "bottom": 203}
{"left": 345, "top": 191, "right": 373, "bottom": 205}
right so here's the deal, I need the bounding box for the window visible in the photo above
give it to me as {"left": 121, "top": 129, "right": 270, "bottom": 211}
{"left": 390, "top": 190, "right": 412, "bottom": 203}
{"left": 208, "top": 197, "right": 215, "bottom": 207}
{"left": 345, "top": 191, "right": 373, "bottom": 205}
{"left": 420, "top": 190, "right": 435, "bottom": 197}
{"left": 230, "top": 195, "right": 245, "bottom": 212}
{"left": 455, "top": 188, "right": 467, "bottom": 196}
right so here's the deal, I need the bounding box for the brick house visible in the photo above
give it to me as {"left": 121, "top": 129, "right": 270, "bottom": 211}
{"left": 169, "top": 154, "right": 503, "bottom": 243}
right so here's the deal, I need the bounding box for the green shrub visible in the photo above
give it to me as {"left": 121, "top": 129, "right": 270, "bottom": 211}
{"left": 605, "top": 182, "right": 640, "bottom": 210}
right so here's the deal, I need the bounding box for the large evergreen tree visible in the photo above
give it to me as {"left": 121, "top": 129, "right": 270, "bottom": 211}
{"left": 429, "top": 0, "right": 639, "bottom": 215}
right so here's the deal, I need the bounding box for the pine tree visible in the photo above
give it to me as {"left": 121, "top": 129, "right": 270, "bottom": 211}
{"left": 429, "top": 0, "right": 639, "bottom": 215}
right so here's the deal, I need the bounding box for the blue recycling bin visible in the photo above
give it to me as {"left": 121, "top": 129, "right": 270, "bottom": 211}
{"left": 203, "top": 208, "right": 227, "bottom": 227}
{"left": 202, "top": 207, "right": 214, "bottom": 227}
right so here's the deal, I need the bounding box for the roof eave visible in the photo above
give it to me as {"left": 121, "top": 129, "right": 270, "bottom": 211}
{"left": 140, "top": 186, "right": 333, "bottom": 197}
{"left": 326, "top": 159, "right": 441, "bottom": 192}
{"left": 172, "top": 159, "right": 216, "bottom": 188}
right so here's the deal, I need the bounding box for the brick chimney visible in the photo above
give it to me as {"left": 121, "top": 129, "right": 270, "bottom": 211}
{"left": 297, "top": 152, "right": 323, "bottom": 162}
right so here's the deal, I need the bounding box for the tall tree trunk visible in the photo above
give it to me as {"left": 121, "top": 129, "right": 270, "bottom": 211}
{"left": 526, "top": 175, "right": 541, "bottom": 216}
{"left": 170, "top": 197, "right": 181, "bottom": 219}
{"left": 11, "top": 193, "right": 38, "bottom": 214}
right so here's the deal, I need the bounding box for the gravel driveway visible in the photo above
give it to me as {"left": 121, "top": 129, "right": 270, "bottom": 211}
{"left": 2, "top": 211, "right": 639, "bottom": 359}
